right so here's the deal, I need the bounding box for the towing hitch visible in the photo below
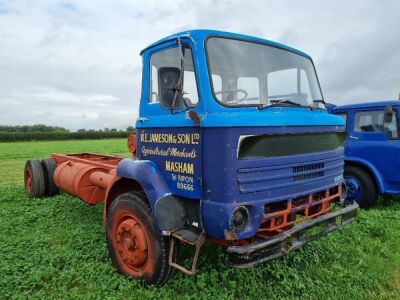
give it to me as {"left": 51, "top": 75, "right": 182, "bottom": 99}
{"left": 227, "top": 202, "right": 359, "bottom": 268}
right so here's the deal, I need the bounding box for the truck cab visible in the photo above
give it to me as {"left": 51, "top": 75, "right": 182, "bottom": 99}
{"left": 122, "top": 29, "right": 358, "bottom": 268}
{"left": 332, "top": 101, "right": 400, "bottom": 207}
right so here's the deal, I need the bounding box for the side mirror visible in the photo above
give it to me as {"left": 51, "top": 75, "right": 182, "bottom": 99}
{"left": 158, "top": 67, "right": 183, "bottom": 109}
{"left": 384, "top": 105, "right": 394, "bottom": 123}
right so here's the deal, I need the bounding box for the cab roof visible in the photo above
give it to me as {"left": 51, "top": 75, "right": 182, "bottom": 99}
{"left": 140, "top": 29, "right": 311, "bottom": 59}
{"left": 333, "top": 100, "right": 400, "bottom": 112}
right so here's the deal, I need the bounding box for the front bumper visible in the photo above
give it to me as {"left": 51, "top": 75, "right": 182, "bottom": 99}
{"left": 227, "top": 202, "right": 358, "bottom": 268}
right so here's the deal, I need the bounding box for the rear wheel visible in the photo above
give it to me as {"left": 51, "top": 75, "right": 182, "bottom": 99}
{"left": 106, "top": 192, "right": 177, "bottom": 285}
{"left": 24, "top": 160, "right": 46, "bottom": 197}
{"left": 344, "top": 165, "right": 377, "bottom": 208}
{"left": 41, "top": 158, "right": 59, "bottom": 196}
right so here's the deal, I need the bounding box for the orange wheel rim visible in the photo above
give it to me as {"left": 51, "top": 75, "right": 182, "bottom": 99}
{"left": 24, "top": 169, "right": 32, "bottom": 193}
{"left": 113, "top": 211, "right": 151, "bottom": 274}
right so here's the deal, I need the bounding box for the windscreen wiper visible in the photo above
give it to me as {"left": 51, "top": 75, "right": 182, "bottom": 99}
{"left": 257, "top": 99, "right": 304, "bottom": 110}
{"left": 270, "top": 99, "right": 303, "bottom": 106}
{"left": 312, "top": 99, "right": 327, "bottom": 109}
{"left": 313, "top": 99, "right": 326, "bottom": 104}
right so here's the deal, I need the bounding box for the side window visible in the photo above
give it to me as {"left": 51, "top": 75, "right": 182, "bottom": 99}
{"left": 383, "top": 110, "right": 399, "bottom": 139}
{"left": 237, "top": 77, "right": 259, "bottom": 101}
{"left": 150, "top": 47, "right": 199, "bottom": 107}
{"left": 354, "top": 111, "right": 384, "bottom": 133}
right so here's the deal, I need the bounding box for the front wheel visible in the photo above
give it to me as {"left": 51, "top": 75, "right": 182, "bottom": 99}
{"left": 106, "top": 192, "right": 177, "bottom": 285}
{"left": 344, "top": 165, "right": 377, "bottom": 208}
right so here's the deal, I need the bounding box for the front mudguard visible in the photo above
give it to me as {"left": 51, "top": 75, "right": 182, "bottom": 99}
{"left": 117, "top": 159, "right": 170, "bottom": 208}
{"left": 116, "top": 159, "right": 188, "bottom": 233}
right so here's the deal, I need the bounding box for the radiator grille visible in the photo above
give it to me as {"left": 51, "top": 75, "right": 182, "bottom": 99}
{"left": 293, "top": 171, "right": 324, "bottom": 182}
{"left": 293, "top": 162, "right": 324, "bottom": 173}
{"left": 237, "top": 155, "right": 343, "bottom": 194}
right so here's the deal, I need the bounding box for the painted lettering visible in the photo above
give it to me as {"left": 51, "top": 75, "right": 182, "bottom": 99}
{"left": 165, "top": 161, "right": 194, "bottom": 175}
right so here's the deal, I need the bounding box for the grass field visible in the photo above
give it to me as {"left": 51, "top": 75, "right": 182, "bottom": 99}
{"left": 1, "top": 139, "right": 400, "bottom": 299}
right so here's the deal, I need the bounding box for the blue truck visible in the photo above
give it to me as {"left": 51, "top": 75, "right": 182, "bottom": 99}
{"left": 24, "top": 30, "right": 358, "bottom": 285}
{"left": 331, "top": 100, "right": 400, "bottom": 208}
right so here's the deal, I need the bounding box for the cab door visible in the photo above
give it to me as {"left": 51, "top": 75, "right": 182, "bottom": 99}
{"left": 136, "top": 40, "right": 203, "bottom": 199}
{"left": 347, "top": 107, "right": 400, "bottom": 191}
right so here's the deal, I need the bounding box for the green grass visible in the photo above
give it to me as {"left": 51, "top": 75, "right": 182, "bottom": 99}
{"left": 0, "top": 139, "right": 400, "bottom": 299}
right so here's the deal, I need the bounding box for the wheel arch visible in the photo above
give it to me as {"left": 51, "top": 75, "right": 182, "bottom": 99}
{"left": 104, "top": 177, "right": 147, "bottom": 223}
{"left": 344, "top": 157, "right": 384, "bottom": 193}
{"left": 104, "top": 159, "right": 172, "bottom": 226}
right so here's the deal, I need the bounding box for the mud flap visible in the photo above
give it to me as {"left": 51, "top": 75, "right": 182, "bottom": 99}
{"left": 155, "top": 195, "right": 187, "bottom": 231}
{"left": 156, "top": 195, "right": 205, "bottom": 275}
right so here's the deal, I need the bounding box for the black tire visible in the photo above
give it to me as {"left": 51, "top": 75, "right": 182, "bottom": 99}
{"left": 41, "top": 158, "right": 59, "bottom": 196}
{"left": 344, "top": 165, "right": 377, "bottom": 208}
{"left": 24, "top": 160, "right": 46, "bottom": 197}
{"left": 106, "top": 192, "right": 177, "bottom": 285}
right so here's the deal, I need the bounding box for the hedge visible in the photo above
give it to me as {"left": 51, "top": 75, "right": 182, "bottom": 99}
{"left": 0, "top": 131, "right": 135, "bottom": 142}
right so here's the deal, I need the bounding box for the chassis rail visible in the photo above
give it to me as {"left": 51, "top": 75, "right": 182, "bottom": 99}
{"left": 227, "top": 202, "right": 359, "bottom": 268}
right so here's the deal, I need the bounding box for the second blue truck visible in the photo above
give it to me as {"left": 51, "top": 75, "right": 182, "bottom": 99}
{"left": 331, "top": 100, "right": 400, "bottom": 208}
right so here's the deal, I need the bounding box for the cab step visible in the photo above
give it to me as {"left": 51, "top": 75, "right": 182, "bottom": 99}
{"left": 168, "top": 227, "right": 205, "bottom": 275}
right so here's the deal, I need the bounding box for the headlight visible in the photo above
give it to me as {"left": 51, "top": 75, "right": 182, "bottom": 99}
{"left": 231, "top": 206, "right": 249, "bottom": 232}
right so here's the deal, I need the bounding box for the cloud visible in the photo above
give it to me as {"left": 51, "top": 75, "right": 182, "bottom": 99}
{"left": 0, "top": 0, "right": 399, "bottom": 130}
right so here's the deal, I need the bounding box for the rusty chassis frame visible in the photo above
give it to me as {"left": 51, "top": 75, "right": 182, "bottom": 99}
{"left": 45, "top": 153, "right": 357, "bottom": 274}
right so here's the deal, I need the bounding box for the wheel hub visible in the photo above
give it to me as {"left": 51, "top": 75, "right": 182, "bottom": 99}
{"left": 344, "top": 176, "right": 361, "bottom": 203}
{"left": 116, "top": 217, "right": 148, "bottom": 270}
{"left": 25, "top": 170, "right": 32, "bottom": 193}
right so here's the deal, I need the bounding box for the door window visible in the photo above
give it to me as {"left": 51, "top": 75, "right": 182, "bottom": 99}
{"left": 383, "top": 110, "right": 399, "bottom": 139}
{"left": 354, "top": 110, "right": 399, "bottom": 139}
{"left": 354, "top": 111, "right": 384, "bottom": 132}
{"left": 150, "top": 47, "right": 199, "bottom": 107}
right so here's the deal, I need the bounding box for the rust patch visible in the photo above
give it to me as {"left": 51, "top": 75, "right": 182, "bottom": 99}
{"left": 224, "top": 229, "right": 237, "bottom": 241}
{"left": 127, "top": 134, "right": 137, "bottom": 156}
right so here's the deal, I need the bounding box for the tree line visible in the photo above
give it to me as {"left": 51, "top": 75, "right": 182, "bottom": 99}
{"left": 0, "top": 125, "right": 135, "bottom": 142}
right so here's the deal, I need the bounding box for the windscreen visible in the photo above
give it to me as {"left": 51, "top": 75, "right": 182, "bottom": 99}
{"left": 206, "top": 37, "right": 324, "bottom": 108}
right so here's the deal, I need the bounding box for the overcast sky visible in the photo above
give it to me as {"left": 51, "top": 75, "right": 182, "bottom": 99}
{"left": 0, "top": 0, "right": 399, "bottom": 130}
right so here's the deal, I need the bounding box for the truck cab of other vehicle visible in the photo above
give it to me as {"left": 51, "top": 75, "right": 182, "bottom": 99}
{"left": 331, "top": 100, "right": 400, "bottom": 207}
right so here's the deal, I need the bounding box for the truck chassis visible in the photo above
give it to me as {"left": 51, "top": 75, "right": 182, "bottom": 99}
{"left": 24, "top": 152, "right": 358, "bottom": 281}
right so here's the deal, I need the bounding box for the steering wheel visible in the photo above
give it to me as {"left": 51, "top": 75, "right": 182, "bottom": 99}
{"left": 215, "top": 89, "right": 248, "bottom": 103}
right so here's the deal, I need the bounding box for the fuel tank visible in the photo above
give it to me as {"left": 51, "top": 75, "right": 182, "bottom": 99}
{"left": 53, "top": 161, "right": 114, "bottom": 204}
